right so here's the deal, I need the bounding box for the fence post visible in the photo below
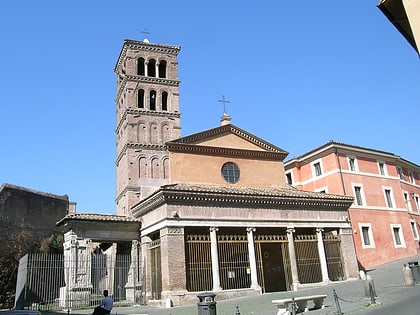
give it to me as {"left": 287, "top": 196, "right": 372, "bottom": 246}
{"left": 333, "top": 289, "right": 343, "bottom": 315}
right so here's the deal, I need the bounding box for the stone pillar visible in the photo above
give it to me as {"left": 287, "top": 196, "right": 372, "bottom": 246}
{"left": 210, "top": 227, "right": 222, "bottom": 291}
{"left": 316, "top": 228, "right": 330, "bottom": 283}
{"left": 141, "top": 236, "right": 152, "bottom": 302}
{"left": 160, "top": 227, "right": 188, "bottom": 305}
{"left": 125, "top": 240, "right": 142, "bottom": 303}
{"left": 155, "top": 62, "right": 159, "bottom": 78}
{"left": 286, "top": 228, "right": 300, "bottom": 291}
{"left": 246, "top": 227, "right": 261, "bottom": 291}
{"left": 145, "top": 61, "right": 149, "bottom": 76}
{"left": 59, "top": 230, "right": 92, "bottom": 309}
{"left": 339, "top": 228, "right": 359, "bottom": 279}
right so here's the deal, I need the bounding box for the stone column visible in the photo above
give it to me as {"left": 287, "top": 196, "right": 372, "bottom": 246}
{"left": 246, "top": 227, "right": 261, "bottom": 291}
{"left": 145, "top": 61, "right": 149, "bottom": 76}
{"left": 210, "top": 227, "right": 222, "bottom": 291}
{"left": 125, "top": 240, "right": 141, "bottom": 303}
{"left": 316, "top": 228, "right": 330, "bottom": 283}
{"left": 155, "top": 62, "right": 159, "bottom": 78}
{"left": 59, "top": 230, "right": 92, "bottom": 309}
{"left": 286, "top": 228, "right": 300, "bottom": 291}
{"left": 141, "top": 236, "right": 152, "bottom": 301}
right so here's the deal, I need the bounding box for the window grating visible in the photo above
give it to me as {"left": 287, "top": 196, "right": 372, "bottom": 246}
{"left": 221, "top": 162, "right": 240, "bottom": 183}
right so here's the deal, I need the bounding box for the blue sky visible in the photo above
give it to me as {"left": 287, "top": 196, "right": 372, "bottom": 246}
{"left": 1, "top": 1, "right": 418, "bottom": 214}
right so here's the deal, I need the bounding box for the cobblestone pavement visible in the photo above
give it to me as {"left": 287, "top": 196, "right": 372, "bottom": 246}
{"left": 47, "top": 254, "right": 420, "bottom": 315}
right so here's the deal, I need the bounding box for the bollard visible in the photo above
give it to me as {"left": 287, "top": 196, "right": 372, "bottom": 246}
{"left": 368, "top": 282, "right": 376, "bottom": 304}
{"left": 333, "top": 289, "right": 343, "bottom": 315}
{"left": 289, "top": 297, "right": 297, "bottom": 315}
{"left": 235, "top": 304, "right": 240, "bottom": 315}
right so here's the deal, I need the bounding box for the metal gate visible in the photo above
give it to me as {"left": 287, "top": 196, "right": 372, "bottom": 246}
{"left": 323, "top": 234, "right": 344, "bottom": 281}
{"left": 294, "top": 234, "right": 322, "bottom": 284}
{"left": 218, "top": 234, "right": 250, "bottom": 290}
{"left": 16, "top": 252, "right": 143, "bottom": 311}
{"left": 185, "top": 234, "right": 212, "bottom": 292}
{"left": 149, "top": 239, "right": 161, "bottom": 300}
{"left": 255, "top": 234, "right": 291, "bottom": 292}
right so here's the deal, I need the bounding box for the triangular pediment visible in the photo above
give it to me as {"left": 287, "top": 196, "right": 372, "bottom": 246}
{"left": 167, "top": 124, "right": 288, "bottom": 159}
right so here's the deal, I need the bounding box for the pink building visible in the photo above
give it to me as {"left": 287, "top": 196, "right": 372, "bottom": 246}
{"left": 284, "top": 141, "right": 420, "bottom": 269}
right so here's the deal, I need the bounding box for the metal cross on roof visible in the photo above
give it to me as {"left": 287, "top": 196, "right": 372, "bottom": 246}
{"left": 141, "top": 29, "right": 151, "bottom": 39}
{"left": 218, "top": 95, "right": 231, "bottom": 114}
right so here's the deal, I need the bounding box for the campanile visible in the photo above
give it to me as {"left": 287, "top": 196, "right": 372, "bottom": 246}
{"left": 114, "top": 39, "right": 181, "bottom": 216}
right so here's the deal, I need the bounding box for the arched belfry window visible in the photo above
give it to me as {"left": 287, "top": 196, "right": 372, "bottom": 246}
{"left": 150, "top": 90, "right": 156, "bottom": 110}
{"left": 148, "top": 59, "right": 156, "bottom": 77}
{"left": 137, "top": 89, "right": 144, "bottom": 108}
{"left": 139, "top": 157, "right": 147, "bottom": 178}
{"left": 162, "top": 91, "right": 168, "bottom": 111}
{"left": 137, "top": 57, "right": 145, "bottom": 76}
{"left": 158, "top": 60, "right": 167, "bottom": 78}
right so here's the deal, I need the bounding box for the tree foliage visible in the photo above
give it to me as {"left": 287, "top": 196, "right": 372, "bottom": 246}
{"left": 0, "top": 219, "right": 63, "bottom": 309}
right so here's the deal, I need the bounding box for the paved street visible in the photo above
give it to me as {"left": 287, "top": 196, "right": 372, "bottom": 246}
{"left": 52, "top": 254, "right": 420, "bottom": 315}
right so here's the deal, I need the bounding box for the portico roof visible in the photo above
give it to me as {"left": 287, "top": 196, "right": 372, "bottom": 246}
{"left": 56, "top": 213, "right": 140, "bottom": 226}
{"left": 132, "top": 183, "right": 354, "bottom": 217}
{"left": 56, "top": 213, "right": 141, "bottom": 242}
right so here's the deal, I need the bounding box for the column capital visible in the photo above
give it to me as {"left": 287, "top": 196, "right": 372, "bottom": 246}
{"left": 209, "top": 227, "right": 219, "bottom": 232}
{"left": 316, "top": 228, "right": 324, "bottom": 233}
{"left": 247, "top": 227, "right": 256, "bottom": 233}
{"left": 286, "top": 228, "right": 295, "bottom": 234}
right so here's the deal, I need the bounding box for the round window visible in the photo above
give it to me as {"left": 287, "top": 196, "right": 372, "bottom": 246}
{"left": 221, "top": 162, "right": 240, "bottom": 184}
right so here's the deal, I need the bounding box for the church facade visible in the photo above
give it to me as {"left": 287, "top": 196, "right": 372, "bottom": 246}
{"left": 55, "top": 38, "right": 359, "bottom": 307}
{"left": 112, "top": 39, "right": 358, "bottom": 304}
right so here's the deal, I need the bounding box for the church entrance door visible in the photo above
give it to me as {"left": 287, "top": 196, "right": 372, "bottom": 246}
{"left": 259, "top": 243, "right": 287, "bottom": 292}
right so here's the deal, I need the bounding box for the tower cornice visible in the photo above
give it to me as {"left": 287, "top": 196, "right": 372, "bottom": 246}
{"left": 115, "top": 109, "right": 181, "bottom": 134}
{"left": 115, "top": 143, "right": 168, "bottom": 165}
{"left": 115, "top": 75, "right": 180, "bottom": 104}
{"left": 114, "top": 39, "right": 181, "bottom": 74}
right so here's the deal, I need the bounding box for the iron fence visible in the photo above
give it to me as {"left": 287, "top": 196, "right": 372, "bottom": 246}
{"left": 16, "top": 253, "right": 144, "bottom": 311}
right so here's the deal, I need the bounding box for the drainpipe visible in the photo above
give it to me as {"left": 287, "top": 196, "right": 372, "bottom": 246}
{"left": 335, "top": 147, "right": 346, "bottom": 195}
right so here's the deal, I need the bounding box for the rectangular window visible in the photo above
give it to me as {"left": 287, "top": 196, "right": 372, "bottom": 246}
{"left": 411, "top": 221, "right": 419, "bottom": 240}
{"left": 314, "top": 162, "right": 322, "bottom": 177}
{"left": 390, "top": 224, "right": 405, "bottom": 248}
{"left": 362, "top": 227, "right": 370, "bottom": 245}
{"left": 378, "top": 161, "right": 386, "bottom": 176}
{"left": 354, "top": 186, "right": 363, "bottom": 206}
{"left": 359, "top": 223, "right": 375, "bottom": 248}
{"left": 393, "top": 227, "right": 402, "bottom": 245}
{"left": 285, "top": 172, "right": 293, "bottom": 185}
{"left": 348, "top": 157, "right": 356, "bottom": 172}
{"left": 409, "top": 171, "right": 415, "bottom": 184}
{"left": 404, "top": 192, "right": 412, "bottom": 212}
{"left": 385, "top": 189, "right": 394, "bottom": 208}
{"left": 415, "top": 195, "right": 420, "bottom": 211}
{"left": 397, "top": 166, "right": 404, "bottom": 180}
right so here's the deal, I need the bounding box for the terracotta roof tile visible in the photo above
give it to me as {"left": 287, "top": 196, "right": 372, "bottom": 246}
{"left": 162, "top": 183, "right": 352, "bottom": 201}
{"left": 56, "top": 213, "right": 139, "bottom": 226}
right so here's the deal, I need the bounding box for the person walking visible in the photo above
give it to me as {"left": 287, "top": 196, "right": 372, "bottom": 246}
{"left": 93, "top": 290, "right": 113, "bottom": 315}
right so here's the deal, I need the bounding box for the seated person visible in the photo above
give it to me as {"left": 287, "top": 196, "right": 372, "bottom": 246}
{"left": 93, "top": 290, "right": 113, "bottom": 315}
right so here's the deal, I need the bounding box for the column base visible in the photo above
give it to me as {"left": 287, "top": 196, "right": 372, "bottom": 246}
{"left": 291, "top": 281, "right": 301, "bottom": 291}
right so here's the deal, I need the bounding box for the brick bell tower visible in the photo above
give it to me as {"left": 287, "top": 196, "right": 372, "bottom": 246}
{"left": 114, "top": 38, "right": 181, "bottom": 216}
